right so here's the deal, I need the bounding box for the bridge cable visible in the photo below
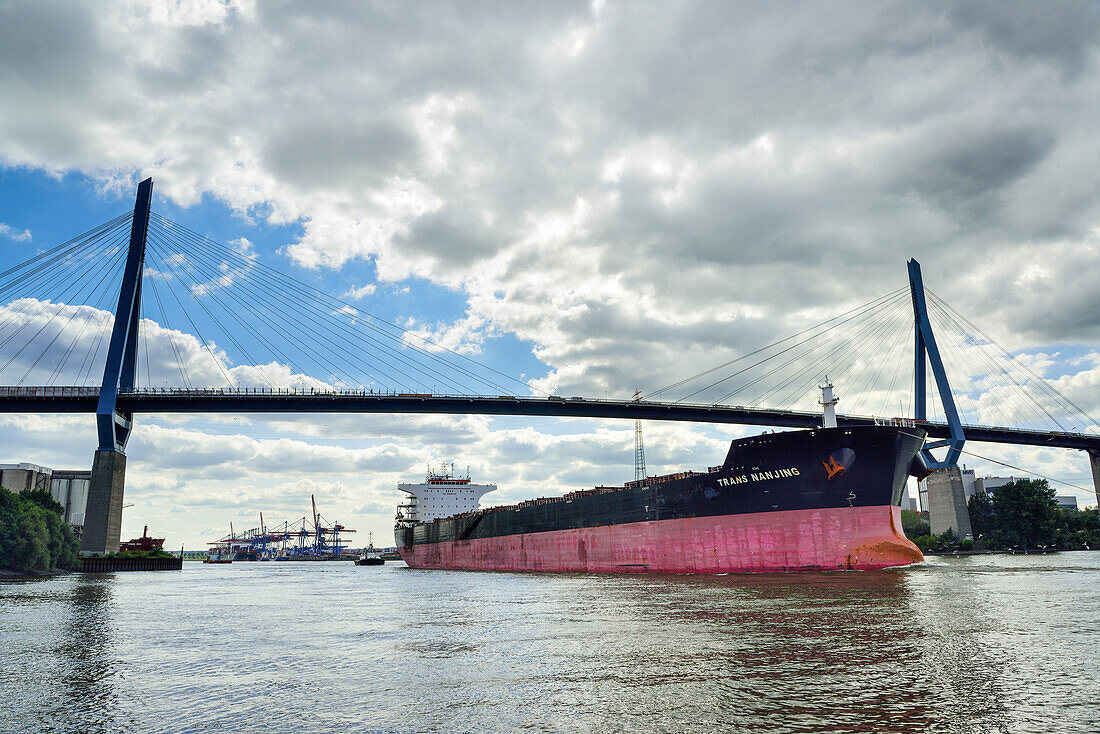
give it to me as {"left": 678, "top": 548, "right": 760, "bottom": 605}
{"left": 155, "top": 219, "right": 513, "bottom": 395}
{"left": 675, "top": 288, "right": 908, "bottom": 404}
{"left": 783, "top": 294, "right": 911, "bottom": 412}
{"left": 0, "top": 226, "right": 131, "bottom": 381}
{"left": 715, "top": 294, "right": 905, "bottom": 407}
{"left": 153, "top": 217, "right": 485, "bottom": 394}
{"left": 162, "top": 221, "right": 519, "bottom": 398}
{"left": 46, "top": 239, "right": 132, "bottom": 386}
{"left": 146, "top": 230, "right": 281, "bottom": 389}
{"left": 22, "top": 233, "right": 131, "bottom": 384}
{"left": 927, "top": 290, "right": 1096, "bottom": 430}
{"left": 646, "top": 286, "right": 908, "bottom": 401}
{"left": 143, "top": 232, "right": 324, "bottom": 387}
{"left": 710, "top": 290, "right": 908, "bottom": 406}
{"left": 760, "top": 295, "right": 910, "bottom": 411}
{"left": 879, "top": 311, "right": 913, "bottom": 417}
{"left": 147, "top": 225, "right": 418, "bottom": 392}
{"left": 150, "top": 212, "right": 541, "bottom": 396}
{"left": 791, "top": 295, "right": 911, "bottom": 409}
{"left": 924, "top": 295, "right": 1073, "bottom": 432}
{"left": 144, "top": 262, "right": 197, "bottom": 389}
{"left": 0, "top": 213, "right": 130, "bottom": 284}
{"left": 143, "top": 237, "right": 234, "bottom": 388}
{"left": 150, "top": 228, "right": 438, "bottom": 394}
{"left": 31, "top": 243, "right": 131, "bottom": 385}
{"left": 0, "top": 216, "right": 131, "bottom": 340}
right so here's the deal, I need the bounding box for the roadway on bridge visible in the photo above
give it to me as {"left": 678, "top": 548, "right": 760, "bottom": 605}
{"left": 1, "top": 387, "right": 1096, "bottom": 452}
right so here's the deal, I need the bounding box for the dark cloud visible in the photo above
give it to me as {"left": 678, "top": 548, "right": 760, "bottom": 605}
{"left": 395, "top": 204, "right": 509, "bottom": 266}
{"left": 946, "top": 0, "right": 1100, "bottom": 77}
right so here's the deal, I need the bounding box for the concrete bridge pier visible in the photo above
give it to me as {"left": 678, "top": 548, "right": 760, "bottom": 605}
{"left": 924, "top": 465, "right": 973, "bottom": 540}
{"left": 79, "top": 449, "right": 127, "bottom": 555}
{"left": 1089, "top": 450, "right": 1100, "bottom": 509}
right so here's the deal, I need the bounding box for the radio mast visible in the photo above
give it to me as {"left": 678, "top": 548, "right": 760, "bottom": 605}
{"left": 633, "top": 390, "right": 646, "bottom": 481}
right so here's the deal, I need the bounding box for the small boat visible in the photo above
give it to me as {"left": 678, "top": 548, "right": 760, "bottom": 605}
{"left": 355, "top": 533, "right": 385, "bottom": 566}
{"left": 204, "top": 546, "right": 232, "bottom": 564}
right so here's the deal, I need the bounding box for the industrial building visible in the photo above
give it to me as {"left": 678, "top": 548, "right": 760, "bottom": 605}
{"left": 916, "top": 466, "right": 1031, "bottom": 511}
{"left": 1055, "top": 495, "right": 1079, "bottom": 511}
{"left": 0, "top": 462, "right": 91, "bottom": 534}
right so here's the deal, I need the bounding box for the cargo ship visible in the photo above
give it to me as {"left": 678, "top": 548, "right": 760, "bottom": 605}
{"left": 395, "top": 386, "right": 928, "bottom": 574}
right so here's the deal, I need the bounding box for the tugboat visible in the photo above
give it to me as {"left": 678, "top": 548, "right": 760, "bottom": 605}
{"left": 355, "top": 533, "right": 385, "bottom": 566}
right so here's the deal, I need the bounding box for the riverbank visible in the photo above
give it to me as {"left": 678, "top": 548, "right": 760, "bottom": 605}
{"left": 0, "top": 567, "right": 70, "bottom": 580}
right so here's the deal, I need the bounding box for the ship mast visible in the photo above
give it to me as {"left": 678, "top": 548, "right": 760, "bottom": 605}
{"left": 819, "top": 377, "right": 839, "bottom": 429}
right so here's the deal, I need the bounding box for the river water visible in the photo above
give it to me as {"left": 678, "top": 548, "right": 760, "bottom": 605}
{"left": 2, "top": 553, "right": 1098, "bottom": 733}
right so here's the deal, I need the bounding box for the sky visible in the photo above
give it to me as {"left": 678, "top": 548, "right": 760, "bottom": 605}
{"left": 1, "top": 0, "right": 1099, "bottom": 549}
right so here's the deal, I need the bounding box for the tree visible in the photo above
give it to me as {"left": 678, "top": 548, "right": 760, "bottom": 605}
{"left": 968, "top": 491, "right": 995, "bottom": 539}
{"left": 902, "top": 510, "right": 929, "bottom": 538}
{"left": 20, "top": 488, "right": 64, "bottom": 516}
{"left": 991, "top": 479, "right": 1060, "bottom": 549}
{"left": 0, "top": 487, "right": 78, "bottom": 573}
{"left": 1059, "top": 507, "right": 1100, "bottom": 549}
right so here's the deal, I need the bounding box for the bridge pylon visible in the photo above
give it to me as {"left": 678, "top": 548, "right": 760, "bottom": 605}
{"left": 80, "top": 178, "right": 151, "bottom": 555}
{"left": 908, "top": 259, "right": 964, "bottom": 469}
{"left": 909, "top": 259, "right": 971, "bottom": 538}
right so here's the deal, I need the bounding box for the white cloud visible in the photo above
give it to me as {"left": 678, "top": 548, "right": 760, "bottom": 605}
{"left": 229, "top": 236, "right": 255, "bottom": 257}
{"left": 0, "top": 223, "right": 31, "bottom": 242}
{"left": 402, "top": 311, "right": 498, "bottom": 356}
{"left": 342, "top": 284, "right": 376, "bottom": 300}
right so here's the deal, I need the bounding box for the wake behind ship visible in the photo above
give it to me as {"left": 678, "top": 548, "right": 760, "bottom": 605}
{"left": 395, "top": 384, "right": 928, "bottom": 574}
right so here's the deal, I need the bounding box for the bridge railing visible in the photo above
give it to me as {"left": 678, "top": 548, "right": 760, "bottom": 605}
{"left": 0, "top": 386, "right": 101, "bottom": 398}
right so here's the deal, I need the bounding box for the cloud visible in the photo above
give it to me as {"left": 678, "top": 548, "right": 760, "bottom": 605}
{"left": 0, "top": 223, "right": 31, "bottom": 242}
{"left": 402, "top": 311, "right": 498, "bottom": 356}
{"left": 342, "top": 284, "right": 376, "bottom": 300}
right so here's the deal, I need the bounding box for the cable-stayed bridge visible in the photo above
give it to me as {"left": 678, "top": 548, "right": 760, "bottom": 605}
{"left": 2, "top": 179, "right": 1098, "bottom": 552}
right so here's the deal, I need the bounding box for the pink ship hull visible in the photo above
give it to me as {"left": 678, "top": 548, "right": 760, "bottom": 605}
{"left": 399, "top": 505, "right": 923, "bottom": 573}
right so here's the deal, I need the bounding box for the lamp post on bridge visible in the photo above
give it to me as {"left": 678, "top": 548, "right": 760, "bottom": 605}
{"left": 80, "top": 178, "right": 151, "bottom": 555}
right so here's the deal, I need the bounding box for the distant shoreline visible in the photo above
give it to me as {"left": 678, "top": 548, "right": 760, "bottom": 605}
{"left": 924, "top": 548, "right": 1097, "bottom": 556}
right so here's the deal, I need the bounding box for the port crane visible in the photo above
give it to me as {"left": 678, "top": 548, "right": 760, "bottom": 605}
{"left": 205, "top": 495, "right": 355, "bottom": 559}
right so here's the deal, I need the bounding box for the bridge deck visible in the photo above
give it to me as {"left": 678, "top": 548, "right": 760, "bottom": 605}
{"left": 0, "top": 387, "right": 1096, "bottom": 452}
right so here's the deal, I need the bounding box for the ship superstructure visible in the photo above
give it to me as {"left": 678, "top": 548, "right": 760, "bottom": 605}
{"left": 396, "top": 463, "right": 497, "bottom": 524}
